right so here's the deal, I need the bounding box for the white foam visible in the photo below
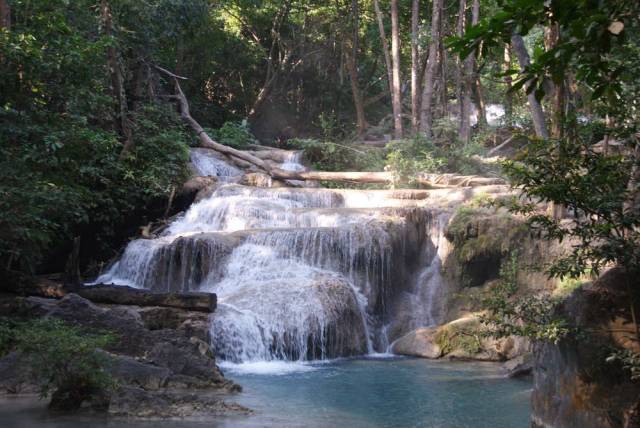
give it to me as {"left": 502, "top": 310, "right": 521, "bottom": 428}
{"left": 219, "top": 360, "right": 319, "bottom": 376}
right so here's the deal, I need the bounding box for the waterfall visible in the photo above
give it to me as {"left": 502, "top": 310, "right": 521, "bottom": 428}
{"left": 190, "top": 148, "right": 242, "bottom": 180}
{"left": 95, "top": 151, "right": 453, "bottom": 364}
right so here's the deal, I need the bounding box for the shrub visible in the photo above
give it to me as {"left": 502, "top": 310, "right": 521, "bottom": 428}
{"left": 211, "top": 120, "right": 257, "bottom": 149}
{"left": 287, "top": 138, "right": 386, "bottom": 173}
{"left": 15, "top": 319, "right": 116, "bottom": 411}
{"left": 385, "top": 136, "right": 493, "bottom": 185}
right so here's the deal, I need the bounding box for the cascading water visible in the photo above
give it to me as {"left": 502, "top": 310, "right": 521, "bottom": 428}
{"left": 95, "top": 150, "right": 453, "bottom": 365}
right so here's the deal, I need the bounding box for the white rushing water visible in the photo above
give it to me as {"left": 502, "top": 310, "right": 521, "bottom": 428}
{"left": 95, "top": 150, "right": 452, "bottom": 368}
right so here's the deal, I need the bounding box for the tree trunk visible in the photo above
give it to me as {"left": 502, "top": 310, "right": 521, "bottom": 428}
{"left": 346, "top": 0, "right": 367, "bottom": 135}
{"left": 503, "top": 43, "right": 513, "bottom": 126}
{"left": 100, "top": 0, "right": 133, "bottom": 158}
{"left": 390, "top": 0, "right": 403, "bottom": 139}
{"left": 420, "top": 0, "right": 442, "bottom": 138}
{"left": 373, "top": 0, "right": 393, "bottom": 97}
{"left": 439, "top": 33, "right": 448, "bottom": 119}
{"left": 248, "top": 1, "right": 292, "bottom": 120}
{"left": 459, "top": 0, "right": 479, "bottom": 142}
{"left": 411, "top": 0, "right": 420, "bottom": 133}
{"left": 455, "top": 0, "right": 467, "bottom": 131}
{"left": 546, "top": 23, "right": 564, "bottom": 139}
{"left": 0, "top": 0, "right": 10, "bottom": 30}
{"left": 510, "top": 33, "right": 549, "bottom": 139}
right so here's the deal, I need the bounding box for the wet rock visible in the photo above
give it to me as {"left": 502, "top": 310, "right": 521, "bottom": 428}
{"left": 240, "top": 172, "right": 288, "bottom": 188}
{"left": 0, "top": 352, "right": 39, "bottom": 394}
{"left": 531, "top": 269, "right": 640, "bottom": 428}
{"left": 503, "top": 353, "right": 533, "bottom": 378}
{"left": 19, "top": 294, "right": 239, "bottom": 392}
{"left": 107, "top": 386, "right": 250, "bottom": 418}
{"left": 177, "top": 176, "right": 218, "bottom": 211}
{"left": 391, "top": 328, "right": 442, "bottom": 359}
{"left": 104, "top": 353, "right": 171, "bottom": 390}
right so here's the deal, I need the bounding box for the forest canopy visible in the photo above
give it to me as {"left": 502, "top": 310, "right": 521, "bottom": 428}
{"left": 0, "top": 0, "right": 638, "bottom": 281}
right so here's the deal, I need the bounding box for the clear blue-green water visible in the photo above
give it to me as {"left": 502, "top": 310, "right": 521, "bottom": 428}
{"left": 1, "top": 357, "right": 531, "bottom": 428}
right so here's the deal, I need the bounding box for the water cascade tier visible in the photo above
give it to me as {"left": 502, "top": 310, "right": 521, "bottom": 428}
{"left": 96, "top": 149, "right": 463, "bottom": 363}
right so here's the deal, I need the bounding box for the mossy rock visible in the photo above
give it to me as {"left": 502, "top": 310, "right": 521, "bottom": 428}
{"left": 444, "top": 206, "right": 528, "bottom": 287}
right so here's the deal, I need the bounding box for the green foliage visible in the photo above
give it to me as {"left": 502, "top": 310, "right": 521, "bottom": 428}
{"left": 434, "top": 323, "right": 484, "bottom": 356}
{"left": 211, "top": 120, "right": 257, "bottom": 150}
{"left": 287, "top": 138, "right": 386, "bottom": 173}
{"left": 385, "top": 136, "right": 492, "bottom": 185}
{"left": 386, "top": 138, "right": 446, "bottom": 183}
{"left": 0, "top": 318, "right": 18, "bottom": 357}
{"left": 502, "top": 138, "right": 640, "bottom": 279}
{"left": 0, "top": 103, "right": 190, "bottom": 271}
{"left": 450, "top": 0, "right": 639, "bottom": 107}
{"left": 606, "top": 349, "right": 640, "bottom": 382}
{"left": 14, "top": 319, "right": 115, "bottom": 409}
{"left": 480, "top": 251, "right": 571, "bottom": 344}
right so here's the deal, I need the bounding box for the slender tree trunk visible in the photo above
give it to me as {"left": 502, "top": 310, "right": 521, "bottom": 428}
{"left": 503, "top": 43, "right": 513, "bottom": 126}
{"left": 420, "top": 0, "right": 442, "bottom": 137}
{"left": 346, "top": 0, "right": 366, "bottom": 135}
{"left": 455, "top": 0, "right": 467, "bottom": 130}
{"left": 390, "top": 0, "right": 403, "bottom": 138}
{"left": 546, "top": 23, "right": 565, "bottom": 139}
{"left": 510, "top": 33, "right": 549, "bottom": 139}
{"left": 474, "top": 75, "right": 486, "bottom": 127}
{"left": 0, "top": 0, "right": 10, "bottom": 30}
{"left": 373, "top": 0, "right": 393, "bottom": 97}
{"left": 100, "top": 0, "right": 133, "bottom": 158}
{"left": 439, "top": 25, "right": 448, "bottom": 120}
{"left": 248, "top": 1, "right": 292, "bottom": 120}
{"left": 459, "top": 0, "right": 479, "bottom": 142}
{"left": 0, "top": 0, "right": 9, "bottom": 65}
{"left": 411, "top": 0, "right": 420, "bottom": 133}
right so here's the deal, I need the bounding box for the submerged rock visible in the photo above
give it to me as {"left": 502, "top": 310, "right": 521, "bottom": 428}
{"left": 108, "top": 386, "right": 250, "bottom": 418}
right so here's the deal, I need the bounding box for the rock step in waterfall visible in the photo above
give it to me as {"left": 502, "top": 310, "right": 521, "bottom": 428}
{"left": 95, "top": 147, "right": 504, "bottom": 364}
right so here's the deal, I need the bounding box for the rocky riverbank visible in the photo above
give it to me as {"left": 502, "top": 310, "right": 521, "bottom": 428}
{"left": 0, "top": 289, "right": 249, "bottom": 419}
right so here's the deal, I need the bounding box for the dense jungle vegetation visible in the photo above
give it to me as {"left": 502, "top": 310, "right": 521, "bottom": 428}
{"left": 0, "top": 0, "right": 638, "bottom": 309}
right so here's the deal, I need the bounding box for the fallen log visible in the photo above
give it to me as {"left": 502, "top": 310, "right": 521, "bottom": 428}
{"left": 2, "top": 276, "right": 216, "bottom": 313}
{"left": 155, "top": 66, "right": 505, "bottom": 188}
{"left": 269, "top": 169, "right": 504, "bottom": 187}
{"left": 77, "top": 284, "right": 216, "bottom": 313}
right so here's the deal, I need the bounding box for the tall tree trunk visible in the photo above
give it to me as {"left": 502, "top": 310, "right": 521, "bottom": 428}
{"left": 347, "top": 0, "right": 367, "bottom": 135}
{"left": 510, "top": 33, "right": 549, "bottom": 139}
{"left": 546, "top": 23, "right": 564, "bottom": 139}
{"left": 439, "top": 37, "right": 448, "bottom": 119}
{"left": 0, "top": 0, "right": 10, "bottom": 30}
{"left": 459, "top": 0, "right": 479, "bottom": 142}
{"left": 420, "top": 0, "right": 442, "bottom": 137}
{"left": 100, "top": 0, "right": 133, "bottom": 158}
{"left": 373, "top": 0, "right": 393, "bottom": 96}
{"left": 248, "top": 1, "right": 292, "bottom": 120}
{"left": 410, "top": 0, "right": 420, "bottom": 133}
{"left": 503, "top": 43, "right": 513, "bottom": 126}
{"left": 455, "top": 0, "right": 467, "bottom": 131}
{"left": 390, "top": 0, "right": 403, "bottom": 138}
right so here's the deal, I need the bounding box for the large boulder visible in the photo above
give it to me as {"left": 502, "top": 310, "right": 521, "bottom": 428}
{"left": 391, "top": 328, "right": 443, "bottom": 358}
{"left": 391, "top": 315, "right": 530, "bottom": 362}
